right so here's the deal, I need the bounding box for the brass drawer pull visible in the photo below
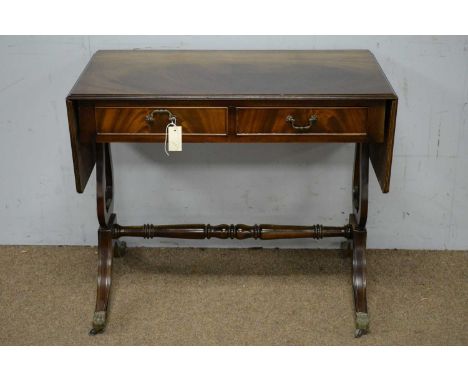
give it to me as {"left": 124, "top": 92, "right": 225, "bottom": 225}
{"left": 285, "top": 115, "right": 318, "bottom": 130}
{"left": 145, "top": 109, "right": 177, "bottom": 126}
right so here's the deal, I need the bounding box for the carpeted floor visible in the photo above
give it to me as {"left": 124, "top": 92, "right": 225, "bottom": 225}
{"left": 0, "top": 245, "right": 466, "bottom": 345}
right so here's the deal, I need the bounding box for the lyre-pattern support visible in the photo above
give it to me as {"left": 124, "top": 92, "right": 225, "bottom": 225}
{"left": 90, "top": 142, "right": 371, "bottom": 338}
{"left": 350, "top": 143, "right": 370, "bottom": 337}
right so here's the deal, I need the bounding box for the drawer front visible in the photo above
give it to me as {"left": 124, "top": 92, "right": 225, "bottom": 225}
{"left": 96, "top": 107, "right": 228, "bottom": 136}
{"left": 236, "top": 107, "right": 368, "bottom": 136}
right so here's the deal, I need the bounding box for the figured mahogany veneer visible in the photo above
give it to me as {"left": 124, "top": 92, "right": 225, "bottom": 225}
{"left": 96, "top": 107, "right": 228, "bottom": 137}
{"left": 237, "top": 107, "right": 369, "bottom": 137}
{"left": 66, "top": 50, "right": 398, "bottom": 337}
{"left": 95, "top": 105, "right": 383, "bottom": 142}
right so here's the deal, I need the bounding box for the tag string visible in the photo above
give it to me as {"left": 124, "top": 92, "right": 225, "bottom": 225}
{"left": 164, "top": 122, "right": 174, "bottom": 156}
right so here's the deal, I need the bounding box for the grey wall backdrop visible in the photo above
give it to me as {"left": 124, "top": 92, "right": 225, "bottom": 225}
{"left": 0, "top": 36, "right": 467, "bottom": 249}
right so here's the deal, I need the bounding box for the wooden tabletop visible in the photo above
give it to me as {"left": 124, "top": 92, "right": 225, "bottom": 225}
{"left": 69, "top": 50, "right": 397, "bottom": 100}
{"left": 67, "top": 50, "right": 398, "bottom": 194}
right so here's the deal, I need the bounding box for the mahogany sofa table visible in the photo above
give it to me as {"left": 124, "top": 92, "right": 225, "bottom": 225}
{"left": 66, "top": 50, "right": 398, "bottom": 337}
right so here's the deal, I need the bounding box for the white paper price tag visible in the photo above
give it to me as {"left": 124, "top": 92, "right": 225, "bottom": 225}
{"left": 167, "top": 125, "right": 182, "bottom": 152}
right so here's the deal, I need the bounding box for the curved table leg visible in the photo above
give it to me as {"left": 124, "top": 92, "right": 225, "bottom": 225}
{"left": 90, "top": 143, "right": 122, "bottom": 335}
{"left": 90, "top": 225, "right": 114, "bottom": 335}
{"left": 351, "top": 225, "right": 369, "bottom": 337}
{"left": 90, "top": 216, "right": 126, "bottom": 335}
{"left": 350, "top": 143, "right": 370, "bottom": 337}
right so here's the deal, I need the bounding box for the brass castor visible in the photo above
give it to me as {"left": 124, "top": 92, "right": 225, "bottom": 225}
{"left": 354, "top": 311, "right": 369, "bottom": 338}
{"left": 354, "top": 328, "right": 368, "bottom": 338}
{"left": 89, "top": 311, "right": 106, "bottom": 336}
